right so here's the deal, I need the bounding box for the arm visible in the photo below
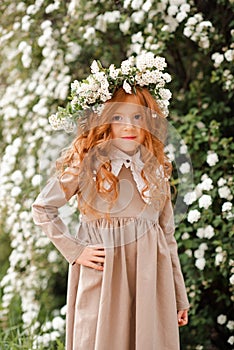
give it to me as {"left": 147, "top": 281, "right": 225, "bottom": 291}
{"left": 159, "top": 182, "right": 190, "bottom": 315}
{"left": 32, "top": 168, "right": 86, "bottom": 264}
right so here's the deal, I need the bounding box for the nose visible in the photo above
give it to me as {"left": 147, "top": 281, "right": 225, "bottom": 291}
{"left": 123, "top": 122, "right": 135, "bottom": 130}
{"left": 122, "top": 117, "right": 135, "bottom": 130}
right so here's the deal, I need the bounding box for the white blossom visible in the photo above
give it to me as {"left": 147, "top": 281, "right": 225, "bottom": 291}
{"left": 229, "top": 274, "right": 234, "bottom": 285}
{"left": 215, "top": 251, "right": 226, "bottom": 266}
{"left": 226, "top": 320, "right": 234, "bottom": 330}
{"left": 204, "top": 225, "right": 215, "bottom": 239}
{"left": 197, "top": 225, "right": 215, "bottom": 239}
{"left": 217, "top": 314, "right": 227, "bottom": 325}
{"left": 52, "top": 316, "right": 65, "bottom": 332}
{"left": 222, "top": 202, "right": 232, "bottom": 212}
{"left": 60, "top": 304, "right": 67, "bottom": 316}
{"left": 217, "top": 177, "right": 226, "bottom": 187}
{"left": 224, "top": 49, "right": 234, "bottom": 62}
{"left": 168, "top": 5, "right": 178, "bottom": 16}
{"left": 180, "top": 3, "right": 190, "bottom": 13}
{"left": 47, "top": 250, "right": 59, "bottom": 263}
{"left": 185, "top": 249, "right": 192, "bottom": 257}
{"left": 90, "top": 60, "right": 100, "bottom": 74}
{"left": 183, "top": 27, "right": 192, "bottom": 37}
{"left": 31, "top": 174, "right": 42, "bottom": 187}
{"left": 142, "top": 0, "right": 152, "bottom": 12}
{"left": 109, "top": 64, "right": 120, "bottom": 79}
{"left": 181, "top": 232, "right": 190, "bottom": 240}
{"left": 187, "top": 209, "right": 201, "bottom": 223}
{"left": 123, "top": 80, "right": 132, "bottom": 94}
{"left": 131, "top": 10, "right": 145, "bottom": 24}
{"left": 179, "top": 143, "right": 188, "bottom": 154}
{"left": 194, "top": 249, "right": 204, "bottom": 259}
{"left": 211, "top": 52, "right": 224, "bottom": 67}
{"left": 159, "top": 88, "right": 172, "bottom": 101}
{"left": 198, "top": 176, "right": 213, "bottom": 191}
{"left": 198, "top": 194, "right": 212, "bottom": 209}
{"left": 11, "top": 186, "right": 22, "bottom": 197}
{"left": 227, "top": 336, "right": 234, "bottom": 345}
{"left": 11, "top": 170, "right": 24, "bottom": 185}
{"left": 179, "top": 162, "right": 190, "bottom": 174}
{"left": 206, "top": 151, "right": 219, "bottom": 166}
{"left": 50, "top": 330, "right": 60, "bottom": 341}
{"left": 131, "top": 0, "right": 143, "bottom": 10}
{"left": 183, "top": 191, "right": 197, "bottom": 205}
{"left": 176, "top": 11, "right": 187, "bottom": 23}
{"left": 218, "top": 186, "right": 231, "bottom": 199}
{"left": 195, "top": 257, "right": 206, "bottom": 270}
{"left": 196, "top": 227, "right": 205, "bottom": 239}
{"left": 119, "top": 19, "right": 131, "bottom": 33}
{"left": 164, "top": 143, "right": 175, "bottom": 161}
{"left": 121, "top": 59, "right": 132, "bottom": 74}
{"left": 83, "top": 27, "right": 95, "bottom": 40}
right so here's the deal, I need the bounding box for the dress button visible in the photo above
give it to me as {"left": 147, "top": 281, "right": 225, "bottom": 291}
{"left": 126, "top": 159, "right": 130, "bottom": 163}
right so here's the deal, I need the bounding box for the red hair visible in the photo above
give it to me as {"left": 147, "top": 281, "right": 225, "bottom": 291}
{"left": 56, "top": 87, "right": 172, "bottom": 217}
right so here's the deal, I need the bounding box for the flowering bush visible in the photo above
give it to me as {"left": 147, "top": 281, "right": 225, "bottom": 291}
{"left": 0, "top": 0, "right": 233, "bottom": 349}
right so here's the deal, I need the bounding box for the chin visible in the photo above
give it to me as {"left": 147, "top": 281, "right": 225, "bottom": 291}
{"left": 112, "top": 139, "right": 140, "bottom": 154}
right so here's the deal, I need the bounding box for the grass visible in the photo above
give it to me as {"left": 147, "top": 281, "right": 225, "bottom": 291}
{"left": 0, "top": 323, "right": 65, "bottom": 350}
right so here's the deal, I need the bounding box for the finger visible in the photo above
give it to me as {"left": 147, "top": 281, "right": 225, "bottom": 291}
{"left": 178, "top": 313, "right": 188, "bottom": 326}
{"left": 91, "top": 256, "right": 105, "bottom": 263}
{"left": 92, "top": 250, "right": 106, "bottom": 256}
{"left": 88, "top": 262, "right": 104, "bottom": 271}
{"left": 177, "top": 311, "right": 185, "bottom": 324}
{"left": 89, "top": 245, "right": 105, "bottom": 250}
{"left": 179, "top": 319, "right": 188, "bottom": 327}
{"left": 83, "top": 260, "right": 104, "bottom": 271}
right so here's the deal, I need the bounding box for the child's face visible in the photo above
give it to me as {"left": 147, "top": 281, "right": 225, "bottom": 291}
{"left": 110, "top": 102, "right": 146, "bottom": 155}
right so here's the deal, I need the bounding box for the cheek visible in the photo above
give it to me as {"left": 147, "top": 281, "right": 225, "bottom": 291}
{"left": 139, "top": 129, "right": 146, "bottom": 143}
{"left": 111, "top": 124, "right": 120, "bottom": 138}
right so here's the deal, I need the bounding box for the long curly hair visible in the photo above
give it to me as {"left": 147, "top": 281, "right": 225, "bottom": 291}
{"left": 56, "top": 87, "right": 172, "bottom": 217}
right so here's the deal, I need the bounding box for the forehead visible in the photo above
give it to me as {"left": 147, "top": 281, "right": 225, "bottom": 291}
{"left": 110, "top": 102, "right": 145, "bottom": 115}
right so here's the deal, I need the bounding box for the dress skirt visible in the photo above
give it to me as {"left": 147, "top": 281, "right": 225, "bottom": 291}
{"left": 69, "top": 218, "right": 180, "bottom": 350}
{"left": 32, "top": 165, "right": 190, "bottom": 350}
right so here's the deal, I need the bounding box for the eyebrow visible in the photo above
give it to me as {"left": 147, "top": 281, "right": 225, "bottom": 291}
{"left": 111, "top": 109, "right": 144, "bottom": 115}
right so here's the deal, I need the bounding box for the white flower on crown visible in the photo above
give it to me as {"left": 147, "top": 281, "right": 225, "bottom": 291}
{"left": 121, "top": 59, "right": 133, "bottom": 74}
{"left": 109, "top": 64, "right": 120, "bottom": 79}
{"left": 90, "top": 60, "right": 100, "bottom": 74}
{"left": 49, "top": 52, "right": 172, "bottom": 132}
{"left": 123, "top": 80, "right": 132, "bottom": 94}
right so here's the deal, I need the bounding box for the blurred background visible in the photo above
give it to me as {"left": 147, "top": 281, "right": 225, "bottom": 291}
{"left": 0, "top": 1, "right": 233, "bottom": 349}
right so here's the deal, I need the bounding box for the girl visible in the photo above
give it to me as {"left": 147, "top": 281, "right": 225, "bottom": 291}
{"left": 32, "top": 55, "right": 189, "bottom": 350}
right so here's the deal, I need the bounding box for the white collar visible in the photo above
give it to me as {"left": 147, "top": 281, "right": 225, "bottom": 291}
{"left": 105, "top": 145, "right": 151, "bottom": 204}
{"left": 109, "top": 145, "right": 144, "bottom": 175}
{"left": 92, "top": 145, "right": 166, "bottom": 204}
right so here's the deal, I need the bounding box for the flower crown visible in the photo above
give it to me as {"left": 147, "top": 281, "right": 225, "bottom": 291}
{"left": 49, "top": 52, "right": 172, "bottom": 132}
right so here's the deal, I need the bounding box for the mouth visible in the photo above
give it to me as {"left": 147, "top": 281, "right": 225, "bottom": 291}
{"left": 121, "top": 136, "right": 137, "bottom": 140}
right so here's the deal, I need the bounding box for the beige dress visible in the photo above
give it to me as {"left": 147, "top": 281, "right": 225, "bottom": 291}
{"left": 32, "top": 146, "right": 190, "bottom": 350}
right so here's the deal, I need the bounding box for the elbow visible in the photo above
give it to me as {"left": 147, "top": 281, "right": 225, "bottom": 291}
{"left": 31, "top": 203, "right": 43, "bottom": 225}
{"left": 31, "top": 202, "right": 50, "bottom": 225}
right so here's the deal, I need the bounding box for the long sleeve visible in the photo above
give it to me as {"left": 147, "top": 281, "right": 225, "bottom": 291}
{"left": 32, "top": 168, "right": 86, "bottom": 264}
{"left": 159, "top": 183, "right": 190, "bottom": 310}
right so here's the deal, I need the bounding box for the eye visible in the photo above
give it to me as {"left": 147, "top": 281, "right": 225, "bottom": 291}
{"left": 111, "top": 115, "right": 122, "bottom": 122}
{"left": 134, "top": 114, "right": 142, "bottom": 120}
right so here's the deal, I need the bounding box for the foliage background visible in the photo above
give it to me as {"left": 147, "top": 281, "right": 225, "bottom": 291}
{"left": 0, "top": 0, "right": 233, "bottom": 349}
